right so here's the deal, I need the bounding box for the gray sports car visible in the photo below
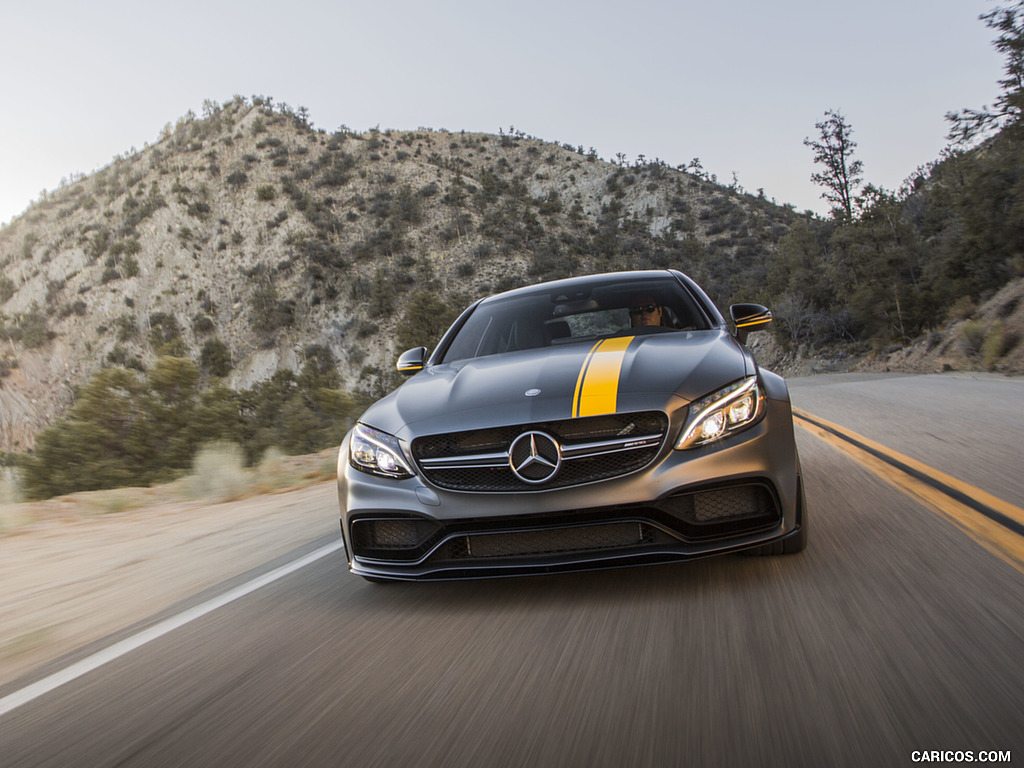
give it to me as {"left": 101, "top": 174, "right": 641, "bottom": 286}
{"left": 337, "top": 269, "right": 807, "bottom": 581}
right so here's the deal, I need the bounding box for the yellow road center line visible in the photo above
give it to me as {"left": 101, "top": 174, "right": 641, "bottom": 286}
{"left": 793, "top": 408, "right": 1024, "bottom": 574}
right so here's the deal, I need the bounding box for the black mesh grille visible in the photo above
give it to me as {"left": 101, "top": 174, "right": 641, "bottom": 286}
{"left": 351, "top": 517, "right": 442, "bottom": 561}
{"left": 656, "top": 483, "right": 780, "bottom": 538}
{"left": 412, "top": 411, "right": 668, "bottom": 492}
{"left": 661, "top": 484, "right": 775, "bottom": 522}
{"left": 433, "top": 522, "right": 674, "bottom": 561}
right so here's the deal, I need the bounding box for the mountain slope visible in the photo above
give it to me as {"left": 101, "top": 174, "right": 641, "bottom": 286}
{"left": 0, "top": 98, "right": 800, "bottom": 452}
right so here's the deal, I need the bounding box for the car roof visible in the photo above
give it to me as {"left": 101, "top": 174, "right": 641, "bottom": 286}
{"left": 478, "top": 270, "right": 680, "bottom": 305}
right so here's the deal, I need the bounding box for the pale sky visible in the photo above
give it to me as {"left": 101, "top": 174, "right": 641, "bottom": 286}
{"left": 0, "top": 0, "right": 1004, "bottom": 225}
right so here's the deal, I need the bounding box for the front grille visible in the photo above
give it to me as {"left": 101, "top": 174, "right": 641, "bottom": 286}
{"left": 437, "top": 522, "right": 674, "bottom": 561}
{"left": 412, "top": 411, "right": 668, "bottom": 492}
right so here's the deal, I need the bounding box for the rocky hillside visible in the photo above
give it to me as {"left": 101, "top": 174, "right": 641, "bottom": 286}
{"left": 742, "top": 276, "right": 1024, "bottom": 378}
{"left": 0, "top": 97, "right": 800, "bottom": 452}
{"left": 864, "top": 277, "right": 1024, "bottom": 375}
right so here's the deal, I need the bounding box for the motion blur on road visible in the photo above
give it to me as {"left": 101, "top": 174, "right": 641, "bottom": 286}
{"left": 1, "top": 373, "right": 1022, "bottom": 767}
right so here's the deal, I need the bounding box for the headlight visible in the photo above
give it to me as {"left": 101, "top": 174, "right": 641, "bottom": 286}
{"left": 349, "top": 424, "right": 414, "bottom": 478}
{"left": 676, "top": 376, "right": 765, "bottom": 449}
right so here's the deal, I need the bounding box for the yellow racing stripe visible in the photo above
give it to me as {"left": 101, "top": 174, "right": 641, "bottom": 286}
{"left": 572, "top": 340, "right": 603, "bottom": 416}
{"left": 573, "top": 336, "right": 634, "bottom": 417}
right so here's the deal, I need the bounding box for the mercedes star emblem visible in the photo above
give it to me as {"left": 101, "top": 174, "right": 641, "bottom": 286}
{"left": 508, "top": 431, "right": 562, "bottom": 484}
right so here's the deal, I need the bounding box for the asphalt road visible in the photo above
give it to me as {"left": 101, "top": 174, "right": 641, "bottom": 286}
{"left": 1, "top": 373, "right": 1022, "bottom": 767}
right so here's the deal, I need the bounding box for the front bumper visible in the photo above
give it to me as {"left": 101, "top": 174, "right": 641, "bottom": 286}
{"left": 337, "top": 398, "right": 803, "bottom": 580}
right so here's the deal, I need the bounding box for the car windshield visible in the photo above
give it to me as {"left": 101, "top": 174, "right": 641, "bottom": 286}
{"left": 440, "top": 276, "right": 712, "bottom": 363}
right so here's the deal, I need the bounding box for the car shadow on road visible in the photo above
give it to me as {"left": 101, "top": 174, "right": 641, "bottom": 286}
{"left": 338, "top": 548, "right": 818, "bottom": 617}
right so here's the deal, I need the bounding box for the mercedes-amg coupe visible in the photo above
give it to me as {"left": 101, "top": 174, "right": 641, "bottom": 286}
{"left": 337, "top": 270, "right": 807, "bottom": 581}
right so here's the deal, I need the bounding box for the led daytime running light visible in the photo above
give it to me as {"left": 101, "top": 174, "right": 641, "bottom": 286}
{"left": 349, "top": 424, "right": 414, "bottom": 478}
{"left": 677, "top": 377, "right": 763, "bottom": 449}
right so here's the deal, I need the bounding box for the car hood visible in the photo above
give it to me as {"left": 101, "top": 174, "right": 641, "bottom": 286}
{"left": 362, "top": 330, "right": 751, "bottom": 439}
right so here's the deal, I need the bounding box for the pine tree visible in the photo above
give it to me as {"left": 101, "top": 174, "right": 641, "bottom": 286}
{"left": 948, "top": 1, "right": 1024, "bottom": 143}
{"left": 804, "top": 110, "right": 864, "bottom": 221}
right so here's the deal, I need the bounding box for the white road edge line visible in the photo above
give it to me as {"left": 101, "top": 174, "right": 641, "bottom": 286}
{"left": 0, "top": 539, "right": 344, "bottom": 720}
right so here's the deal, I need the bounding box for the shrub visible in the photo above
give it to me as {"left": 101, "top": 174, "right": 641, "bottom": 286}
{"left": 947, "top": 296, "right": 977, "bottom": 323}
{"left": 187, "top": 200, "right": 211, "bottom": 219}
{"left": 200, "top": 337, "right": 232, "bottom": 377}
{"left": 19, "top": 367, "right": 149, "bottom": 498}
{"left": 110, "top": 237, "right": 142, "bottom": 257}
{"left": 259, "top": 446, "right": 286, "bottom": 477}
{"left": 193, "top": 313, "right": 215, "bottom": 334}
{"left": 106, "top": 345, "right": 144, "bottom": 370}
{"left": 115, "top": 314, "right": 137, "bottom": 342}
{"left": 0, "top": 466, "right": 25, "bottom": 531}
{"left": 982, "top": 321, "right": 1008, "bottom": 369}
{"left": 395, "top": 291, "right": 461, "bottom": 352}
{"left": 122, "top": 255, "right": 140, "bottom": 278}
{"left": 149, "top": 312, "right": 185, "bottom": 355}
{"left": 959, "top": 320, "right": 986, "bottom": 356}
{"left": 249, "top": 280, "right": 294, "bottom": 342}
{"left": 256, "top": 185, "right": 276, "bottom": 201}
{"left": 355, "top": 320, "right": 378, "bottom": 338}
{"left": 0, "top": 356, "right": 17, "bottom": 380}
{"left": 0, "top": 276, "right": 14, "bottom": 304}
{"left": 255, "top": 446, "right": 299, "bottom": 490}
{"left": 21, "top": 233, "right": 39, "bottom": 260}
{"left": 87, "top": 228, "right": 112, "bottom": 262}
{"left": 185, "top": 442, "right": 248, "bottom": 502}
{"left": 20, "top": 310, "right": 53, "bottom": 349}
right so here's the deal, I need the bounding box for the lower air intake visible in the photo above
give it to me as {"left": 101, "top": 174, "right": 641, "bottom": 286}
{"left": 438, "top": 522, "right": 672, "bottom": 560}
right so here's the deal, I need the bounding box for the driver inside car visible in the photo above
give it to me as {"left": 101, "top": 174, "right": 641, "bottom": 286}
{"left": 629, "top": 295, "right": 664, "bottom": 328}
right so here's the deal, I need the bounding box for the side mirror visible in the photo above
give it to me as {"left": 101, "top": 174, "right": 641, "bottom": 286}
{"left": 730, "top": 304, "right": 772, "bottom": 345}
{"left": 396, "top": 346, "right": 428, "bottom": 375}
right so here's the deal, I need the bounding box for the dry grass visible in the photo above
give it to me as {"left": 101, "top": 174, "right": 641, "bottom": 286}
{"left": 0, "top": 466, "right": 27, "bottom": 533}
{"left": 0, "top": 446, "right": 339, "bottom": 536}
{"left": 183, "top": 442, "right": 250, "bottom": 502}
